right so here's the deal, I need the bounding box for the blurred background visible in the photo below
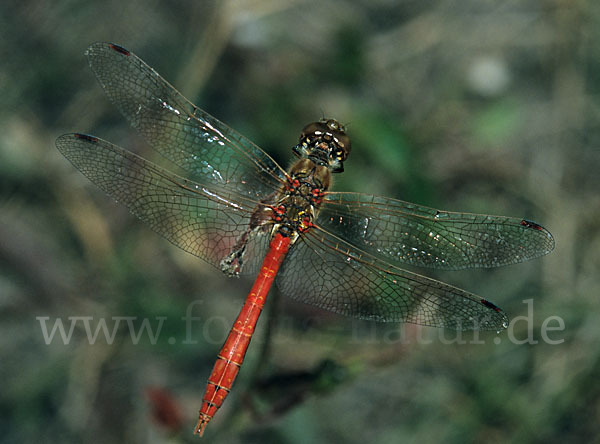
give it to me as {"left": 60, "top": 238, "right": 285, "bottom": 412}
{"left": 1, "top": 0, "right": 598, "bottom": 443}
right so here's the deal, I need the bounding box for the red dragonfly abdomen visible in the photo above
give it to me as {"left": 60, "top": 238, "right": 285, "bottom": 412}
{"left": 195, "top": 233, "right": 291, "bottom": 436}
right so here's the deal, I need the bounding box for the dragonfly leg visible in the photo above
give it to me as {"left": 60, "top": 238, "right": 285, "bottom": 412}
{"left": 220, "top": 229, "right": 257, "bottom": 276}
{"left": 220, "top": 245, "right": 246, "bottom": 277}
{"left": 221, "top": 203, "right": 276, "bottom": 276}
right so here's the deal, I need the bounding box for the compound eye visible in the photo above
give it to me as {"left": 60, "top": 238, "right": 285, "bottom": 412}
{"left": 323, "top": 119, "right": 346, "bottom": 132}
{"left": 300, "top": 121, "right": 328, "bottom": 139}
{"left": 335, "top": 134, "right": 351, "bottom": 159}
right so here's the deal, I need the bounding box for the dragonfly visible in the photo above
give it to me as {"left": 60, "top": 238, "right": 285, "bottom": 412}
{"left": 56, "top": 42, "right": 555, "bottom": 436}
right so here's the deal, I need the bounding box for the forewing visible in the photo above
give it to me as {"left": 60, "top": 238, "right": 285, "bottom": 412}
{"left": 318, "top": 192, "right": 555, "bottom": 270}
{"left": 276, "top": 227, "right": 509, "bottom": 330}
{"left": 84, "top": 42, "right": 287, "bottom": 200}
{"left": 56, "top": 133, "right": 270, "bottom": 274}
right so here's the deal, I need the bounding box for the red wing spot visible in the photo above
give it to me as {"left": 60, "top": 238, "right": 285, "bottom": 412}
{"left": 520, "top": 219, "right": 543, "bottom": 231}
{"left": 74, "top": 133, "right": 98, "bottom": 143}
{"left": 109, "top": 43, "right": 130, "bottom": 56}
{"left": 480, "top": 299, "right": 501, "bottom": 313}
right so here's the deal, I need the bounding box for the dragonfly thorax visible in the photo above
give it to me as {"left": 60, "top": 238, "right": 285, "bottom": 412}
{"left": 293, "top": 119, "right": 351, "bottom": 173}
{"left": 270, "top": 158, "right": 331, "bottom": 241}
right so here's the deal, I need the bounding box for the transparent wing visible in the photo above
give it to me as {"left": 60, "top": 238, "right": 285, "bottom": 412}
{"left": 318, "top": 192, "right": 555, "bottom": 270}
{"left": 85, "top": 42, "right": 288, "bottom": 200}
{"left": 56, "top": 133, "right": 271, "bottom": 275}
{"left": 276, "top": 226, "right": 509, "bottom": 330}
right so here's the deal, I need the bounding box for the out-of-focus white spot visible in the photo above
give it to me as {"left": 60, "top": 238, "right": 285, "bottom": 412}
{"left": 467, "top": 56, "right": 510, "bottom": 97}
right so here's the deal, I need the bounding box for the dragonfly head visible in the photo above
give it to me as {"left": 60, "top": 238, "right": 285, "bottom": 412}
{"left": 293, "top": 119, "right": 351, "bottom": 173}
